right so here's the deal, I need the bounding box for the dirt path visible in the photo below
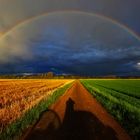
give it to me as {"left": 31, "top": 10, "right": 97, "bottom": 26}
{"left": 24, "top": 80, "right": 131, "bottom": 140}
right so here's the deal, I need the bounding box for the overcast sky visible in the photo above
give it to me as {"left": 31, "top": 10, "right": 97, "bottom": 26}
{"left": 0, "top": 0, "right": 140, "bottom": 76}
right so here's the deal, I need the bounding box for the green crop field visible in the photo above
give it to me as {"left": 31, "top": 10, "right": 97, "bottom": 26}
{"left": 81, "top": 79, "right": 140, "bottom": 140}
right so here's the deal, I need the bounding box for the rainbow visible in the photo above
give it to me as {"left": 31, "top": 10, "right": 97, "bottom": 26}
{"left": 0, "top": 10, "right": 140, "bottom": 41}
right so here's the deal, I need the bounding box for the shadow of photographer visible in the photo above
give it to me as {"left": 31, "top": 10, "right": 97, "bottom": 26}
{"left": 26, "top": 98, "right": 118, "bottom": 140}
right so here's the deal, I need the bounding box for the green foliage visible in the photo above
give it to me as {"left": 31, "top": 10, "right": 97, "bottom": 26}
{"left": 81, "top": 79, "right": 140, "bottom": 140}
{"left": 87, "top": 79, "right": 140, "bottom": 98}
{"left": 0, "top": 83, "right": 72, "bottom": 140}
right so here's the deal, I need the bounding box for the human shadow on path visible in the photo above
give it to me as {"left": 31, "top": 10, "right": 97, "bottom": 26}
{"left": 25, "top": 98, "right": 118, "bottom": 140}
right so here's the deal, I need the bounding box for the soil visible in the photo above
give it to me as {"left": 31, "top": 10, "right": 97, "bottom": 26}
{"left": 24, "top": 80, "right": 131, "bottom": 140}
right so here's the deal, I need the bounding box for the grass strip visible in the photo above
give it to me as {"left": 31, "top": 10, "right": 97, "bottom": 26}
{"left": 0, "top": 82, "right": 72, "bottom": 140}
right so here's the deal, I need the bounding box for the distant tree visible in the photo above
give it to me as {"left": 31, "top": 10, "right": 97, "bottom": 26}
{"left": 46, "top": 72, "right": 54, "bottom": 78}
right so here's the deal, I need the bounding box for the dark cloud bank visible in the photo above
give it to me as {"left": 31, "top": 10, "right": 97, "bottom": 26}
{"left": 0, "top": 12, "right": 140, "bottom": 76}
